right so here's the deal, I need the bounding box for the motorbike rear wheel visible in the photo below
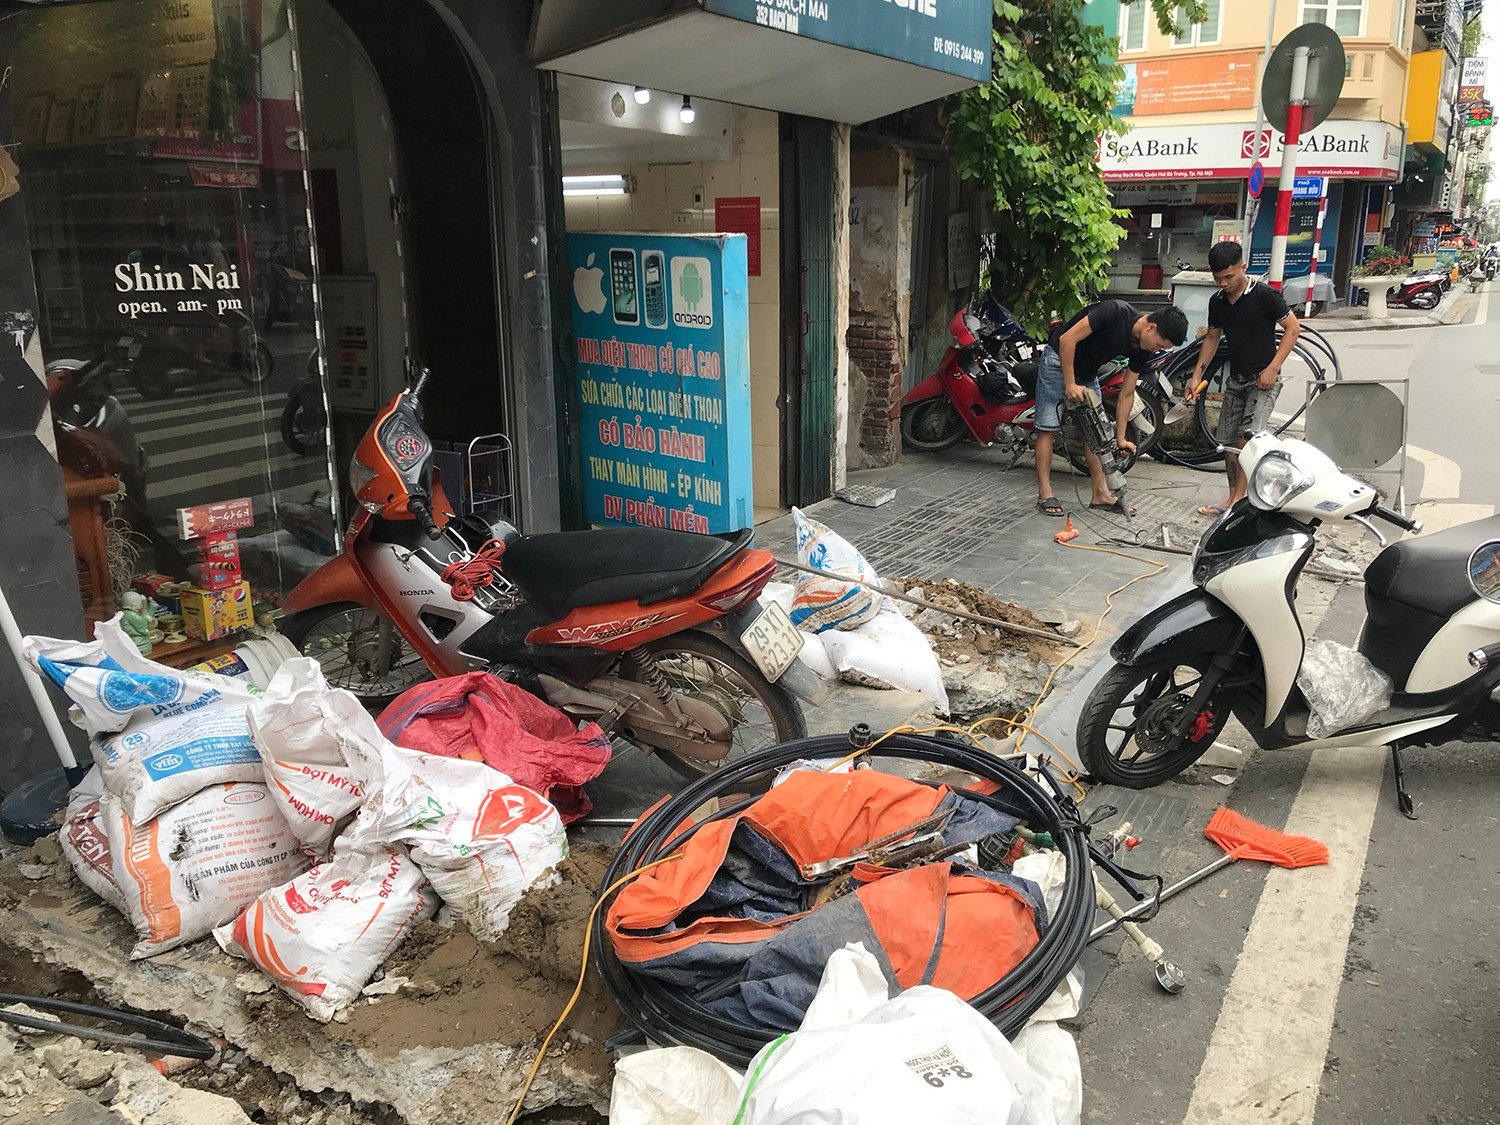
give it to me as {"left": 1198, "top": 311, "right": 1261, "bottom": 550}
{"left": 236, "top": 342, "right": 275, "bottom": 388}
{"left": 282, "top": 602, "right": 430, "bottom": 704}
{"left": 1076, "top": 657, "right": 1238, "bottom": 788}
{"left": 1410, "top": 288, "right": 1440, "bottom": 311}
{"left": 1064, "top": 385, "right": 1162, "bottom": 476}
{"left": 900, "top": 399, "right": 967, "bottom": 452}
{"left": 626, "top": 632, "right": 805, "bottom": 782}
{"left": 281, "top": 379, "right": 328, "bottom": 456}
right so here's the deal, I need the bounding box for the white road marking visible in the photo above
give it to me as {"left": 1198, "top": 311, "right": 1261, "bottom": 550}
{"left": 1474, "top": 283, "right": 1492, "bottom": 327}
{"left": 1181, "top": 748, "right": 1386, "bottom": 1124}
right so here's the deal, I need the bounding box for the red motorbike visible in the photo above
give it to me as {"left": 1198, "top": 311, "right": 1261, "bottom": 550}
{"left": 281, "top": 370, "right": 809, "bottom": 779}
{"left": 900, "top": 301, "right": 1169, "bottom": 473}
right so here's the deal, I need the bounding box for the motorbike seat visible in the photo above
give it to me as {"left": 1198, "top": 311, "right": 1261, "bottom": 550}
{"left": 1016, "top": 360, "right": 1039, "bottom": 395}
{"left": 502, "top": 527, "right": 752, "bottom": 619}
{"left": 1360, "top": 515, "right": 1500, "bottom": 683}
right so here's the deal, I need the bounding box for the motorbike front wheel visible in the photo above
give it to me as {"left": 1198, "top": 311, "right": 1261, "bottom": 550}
{"left": 625, "top": 632, "right": 805, "bottom": 782}
{"left": 900, "top": 399, "right": 967, "bottom": 452}
{"left": 282, "top": 602, "right": 430, "bottom": 704}
{"left": 1076, "top": 657, "right": 1238, "bottom": 788}
{"left": 281, "top": 380, "right": 328, "bottom": 456}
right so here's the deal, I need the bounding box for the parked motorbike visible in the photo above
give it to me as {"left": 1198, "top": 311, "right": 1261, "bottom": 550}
{"left": 281, "top": 349, "right": 326, "bottom": 457}
{"left": 281, "top": 370, "right": 809, "bottom": 779}
{"left": 1385, "top": 270, "right": 1445, "bottom": 311}
{"left": 112, "top": 310, "right": 273, "bottom": 399}
{"left": 46, "top": 357, "right": 148, "bottom": 504}
{"left": 261, "top": 263, "right": 314, "bottom": 331}
{"left": 899, "top": 300, "right": 1169, "bottom": 473}
{"left": 1076, "top": 431, "right": 1500, "bottom": 816}
{"left": 1484, "top": 256, "right": 1499, "bottom": 281}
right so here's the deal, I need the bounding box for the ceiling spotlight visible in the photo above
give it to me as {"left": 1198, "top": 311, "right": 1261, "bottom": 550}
{"left": 633, "top": 86, "right": 651, "bottom": 105}
{"left": 680, "top": 95, "right": 696, "bottom": 124}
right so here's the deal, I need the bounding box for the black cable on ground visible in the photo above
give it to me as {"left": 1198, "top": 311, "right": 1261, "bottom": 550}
{"left": 0, "top": 994, "right": 217, "bottom": 1059}
{"left": 591, "top": 732, "right": 1095, "bottom": 1068}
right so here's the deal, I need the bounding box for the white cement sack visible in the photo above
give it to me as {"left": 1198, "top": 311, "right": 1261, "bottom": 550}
{"left": 214, "top": 844, "right": 436, "bottom": 1022}
{"left": 26, "top": 617, "right": 263, "bottom": 823}
{"left": 246, "top": 659, "right": 369, "bottom": 854}
{"left": 57, "top": 767, "right": 126, "bottom": 913}
{"left": 818, "top": 602, "right": 951, "bottom": 711}
{"left": 102, "top": 783, "right": 311, "bottom": 959}
{"left": 351, "top": 738, "right": 569, "bottom": 942}
{"left": 788, "top": 509, "right": 883, "bottom": 633}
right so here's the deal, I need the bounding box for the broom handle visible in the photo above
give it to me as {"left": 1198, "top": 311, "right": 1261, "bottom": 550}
{"left": 1090, "top": 853, "right": 1237, "bottom": 941}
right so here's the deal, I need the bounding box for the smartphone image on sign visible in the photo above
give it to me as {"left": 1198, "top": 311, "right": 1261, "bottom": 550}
{"left": 610, "top": 249, "right": 639, "bottom": 326}
{"left": 642, "top": 250, "right": 667, "bottom": 328}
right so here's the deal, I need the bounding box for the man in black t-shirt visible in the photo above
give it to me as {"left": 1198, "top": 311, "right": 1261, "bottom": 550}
{"left": 1187, "top": 240, "right": 1301, "bottom": 515}
{"left": 1035, "top": 299, "right": 1187, "bottom": 516}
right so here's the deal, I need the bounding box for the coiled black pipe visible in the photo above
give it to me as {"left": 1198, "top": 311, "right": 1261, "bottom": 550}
{"left": 592, "top": 732, "right": 1095, "bottom": 1067}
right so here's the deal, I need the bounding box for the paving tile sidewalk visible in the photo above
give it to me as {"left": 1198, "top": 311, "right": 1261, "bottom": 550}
{"left": 756, "top": 446, "right": 1227, "bottom": 633}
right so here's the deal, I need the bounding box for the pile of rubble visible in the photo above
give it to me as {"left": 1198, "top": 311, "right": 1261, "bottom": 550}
{"left": 893, "top": 577, "right": 1072, "bottom": 723}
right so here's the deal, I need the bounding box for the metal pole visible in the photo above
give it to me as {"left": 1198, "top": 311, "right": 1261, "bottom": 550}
{"left": 1244, "top": 0, "right": 1278, "bottom": 243}
{"left": 1304, "top": 176, "right": 1330, "bottom": 316}
{"left": 1269, "top": 45, "right": 1311, "bottom": 290}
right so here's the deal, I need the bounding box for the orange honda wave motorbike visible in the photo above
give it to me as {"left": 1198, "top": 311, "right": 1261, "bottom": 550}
{"left": 281, "top": 370, "right": 809, "bottom": 779}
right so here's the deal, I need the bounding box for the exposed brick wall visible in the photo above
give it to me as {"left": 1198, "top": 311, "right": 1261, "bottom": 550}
{"left": 847, "top": 310, "right": 903, "bottom": 467}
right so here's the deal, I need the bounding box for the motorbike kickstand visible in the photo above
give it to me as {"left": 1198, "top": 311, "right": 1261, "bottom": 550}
{"left": 1390, "top": 744, "right": 1418, "bottom": 821}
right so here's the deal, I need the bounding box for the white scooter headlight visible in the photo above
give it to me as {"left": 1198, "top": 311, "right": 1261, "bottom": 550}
{"left": 1248, "top": 450, "right": 1313, "bottom": 510}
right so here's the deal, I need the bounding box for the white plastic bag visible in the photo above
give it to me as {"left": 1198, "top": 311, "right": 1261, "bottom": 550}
{"left": 331, "top": 708, "right": 570, "bottom": 942}
{"left": 102, "top": 783, "right": 311, "bottom": 958}
{"left": 758, "top": 583, "right": 838, "bottom": 682}
{"left": 246, "top": 659, "right": 369, "bottom": 854}
{"left": 25, "top": 617, "right": 263, "bottom": 823}
{"left": 789, "top": 509, "right": 883, "bottom": 633}
{"left": 737, "top": 944, "right": 1058, "bottom": 1125}
{"left": 57, "top": 767, "right": 126, "bottom": 913}
{"left": 214, "top": 843, "right": 436, "bottom": 1021}
{"left": 609, "top": 1047, "right": 744, "bottom": 1125}
{"left": 817, "top": 602, "right": 951, "bottom": 710}
{"left": 1012, "top": 1023, "right": 1082, "bottom": 1125}
{"left": 1296, "top": 638, "right": 1393, "bottom": 739}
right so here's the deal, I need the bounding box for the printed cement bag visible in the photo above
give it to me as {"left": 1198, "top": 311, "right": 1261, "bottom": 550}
{"left": 246, "top": 659, "right": 369, "bottom": 854}
{"left": 102, "top": 782, "right": 311, "bottom": 959}
{"left": 215, "top": 844, "right": 436, "bottom": 1022}
{"left": 57, "top": 768, "right": 126, "bottom": 913}
{"left": 788, "top": 508, "right": 883, "bottom": 633}
{"left": 25, "top": 616, "right": 263, "bottom": 824}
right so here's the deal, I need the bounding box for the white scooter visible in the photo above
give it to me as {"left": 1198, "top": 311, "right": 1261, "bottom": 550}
{"left": 1077, "top": 432, "right": 1500, "bottom": 817}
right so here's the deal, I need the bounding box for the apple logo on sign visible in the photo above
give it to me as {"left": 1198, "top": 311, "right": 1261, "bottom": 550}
{"left": 573, "top": 253, "right": 607, "bottom": 315}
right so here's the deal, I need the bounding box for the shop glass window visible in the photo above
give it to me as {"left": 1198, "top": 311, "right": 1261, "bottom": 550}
{"left": 1172, "top": 0, "right": 1222, "bottom": 46}
{"left": 1302, "top": 0, "right": 1365, "bottom": 37}
{"left": 1120, "top": 0, "right": 1148, "bottom": 52}
{"left": 5, "top": 0, "right": 338, "bottom": 633}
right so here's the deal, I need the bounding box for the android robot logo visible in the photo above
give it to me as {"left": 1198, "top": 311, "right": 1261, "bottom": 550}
{"left": 670, "top": 256, "right": 713, "bottom": 329}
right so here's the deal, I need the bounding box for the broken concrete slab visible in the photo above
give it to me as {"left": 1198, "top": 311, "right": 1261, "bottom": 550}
{"left": 0, "top": 855, "right": 610, "bottom": 1124}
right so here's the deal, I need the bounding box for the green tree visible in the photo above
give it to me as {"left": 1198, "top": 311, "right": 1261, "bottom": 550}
{"left": 945, "top": 0, "right": 1201, "bottom": 330}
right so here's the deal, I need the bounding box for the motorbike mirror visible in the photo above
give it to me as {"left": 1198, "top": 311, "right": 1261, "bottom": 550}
{"left": 1468, "top": 541, "right": 1500, "bottom": 604}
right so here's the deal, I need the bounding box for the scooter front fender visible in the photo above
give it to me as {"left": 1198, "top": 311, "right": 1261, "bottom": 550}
{"left": 1111, "top": 589, "right": 1247, "bottom": 666}
{"left": 283, "top": 554, "right": 376, "bottom": 615}
{"left": 901, "top": 371, "right": 947, "bottom": 406}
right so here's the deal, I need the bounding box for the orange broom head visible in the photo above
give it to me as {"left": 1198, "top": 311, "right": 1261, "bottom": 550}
{"left": 1203, "top": 807, "right": 1329, "bottom": 868}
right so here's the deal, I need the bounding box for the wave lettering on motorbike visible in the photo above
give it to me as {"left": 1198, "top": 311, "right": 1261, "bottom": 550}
{"left": 553, "top": 611, "right": 682, "bottom": 645}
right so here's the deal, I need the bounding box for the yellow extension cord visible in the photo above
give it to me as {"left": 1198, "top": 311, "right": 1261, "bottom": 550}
{"left": 505, "top": 535, "right": 1166, "bottom": 1120}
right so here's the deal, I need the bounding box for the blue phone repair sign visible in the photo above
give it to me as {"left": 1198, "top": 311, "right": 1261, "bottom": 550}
{"left": 567, "top": 232, "right": 753, "bottom": 533}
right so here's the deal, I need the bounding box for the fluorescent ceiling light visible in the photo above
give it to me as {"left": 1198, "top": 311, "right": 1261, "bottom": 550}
{"left": 562, "top": 174, "right": 632, "bottom": 197}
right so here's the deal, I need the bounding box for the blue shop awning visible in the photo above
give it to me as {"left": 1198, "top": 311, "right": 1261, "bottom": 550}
{"left": 530, "top": 0, "right": 992, "bottom": 125}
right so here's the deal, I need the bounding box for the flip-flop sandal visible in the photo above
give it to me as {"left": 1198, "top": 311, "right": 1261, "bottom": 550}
{"left": 1090, "top": 500, "right": 1136, "bottom": 517}
{"left": 1036, "top": 497, "right": 1065, "bottom": 517}
{"left": 1198, "top": 504, "right": 1228, "bottom": 516}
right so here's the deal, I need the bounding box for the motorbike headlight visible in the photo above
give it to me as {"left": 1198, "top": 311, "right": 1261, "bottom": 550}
{"left": 1248, "top": 451, "right": 1313, "bottom": 510}
{"left": 348, "top": 452, "right": 383, "bottom": 512}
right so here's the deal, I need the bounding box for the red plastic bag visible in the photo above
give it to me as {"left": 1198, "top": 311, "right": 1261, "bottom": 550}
{"left": 377, "top": 672, "right": 610, "bottom": 822}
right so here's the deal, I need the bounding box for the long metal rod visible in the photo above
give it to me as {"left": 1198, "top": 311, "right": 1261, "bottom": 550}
{"left": 771, "top": 555, "right": 1079, "bottom": 647}
{"left": 1244, "top": 0, "right": 1279, "bottom": 242}
{"left": 1089, "top": 853, "right": 1237, "bottom": 941}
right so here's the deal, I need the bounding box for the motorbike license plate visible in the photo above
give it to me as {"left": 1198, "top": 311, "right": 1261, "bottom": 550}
{"left": 740, "top": 601, "right": 804, "bottom": 683}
